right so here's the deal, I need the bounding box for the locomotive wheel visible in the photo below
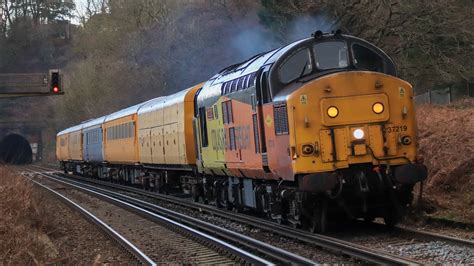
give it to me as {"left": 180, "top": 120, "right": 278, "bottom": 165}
{"left": 363, "top": 215, "right": 375, "bottom": 223}
{"left": 309, "top": 199, "right": 328, "bottom": 233}
{"left": 383, "top": 208, "right": 401, "bottom": 227}
{"left": 215, "top": 180, "right": 228, "bottom": 209}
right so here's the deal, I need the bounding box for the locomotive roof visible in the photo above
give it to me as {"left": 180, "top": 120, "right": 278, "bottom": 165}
{"left": 208, "top": 33, "right": 395, "bottom": 86}
{"left": 209, "top": 39, "right": 307, "bottom": 85}
{"left": 196, "top": 33, "right": 397, "bottom": 108}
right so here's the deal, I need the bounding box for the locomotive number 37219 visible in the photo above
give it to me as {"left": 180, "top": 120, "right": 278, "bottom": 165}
{"left": 384, "top": 125, "right": 408, "bottom": 133}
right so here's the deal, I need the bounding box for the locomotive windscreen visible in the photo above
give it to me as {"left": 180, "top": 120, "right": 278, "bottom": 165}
{"left": 313, "top": 41, "right": 349, "bottom": 69}
{"left": 352, "top": 44, "right": 385, "bottom": 73}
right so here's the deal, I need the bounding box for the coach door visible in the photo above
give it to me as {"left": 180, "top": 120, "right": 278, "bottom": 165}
{"left": 139, "top": 128, "right": 151, "bottom": 163}
{"left": 150, "top": 126, "right": 163, "bottom": 164}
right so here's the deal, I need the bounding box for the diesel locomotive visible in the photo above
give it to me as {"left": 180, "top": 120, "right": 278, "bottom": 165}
{"left": 57, "top": 31, "right": 427, "bottom": 232}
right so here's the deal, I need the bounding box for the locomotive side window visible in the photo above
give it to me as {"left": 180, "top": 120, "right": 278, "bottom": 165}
{"left": 352, "top": 44, "right": 384, "bottom": 72}
{"left": 231, "top": 79, "right": 238, "bottom": 92}
{"left": 222, "top": 100, "right": 233, "bottom": 124}
{"left": 237, "top": 77, "right": 244, "bottom": 91}
{"left": 198, "top": 107, "right": 208, "bottom": 147}
{"left": 313, "top": 41, "right": 348, "bottom": 70}
{"left": 278, "top": 48, "right": 312, "bottom": 84}
{"left": 248, "top": 72, "right": 257, "bottom": 87}
{"left": 229, "top": 127, "right": 236, "bottom": 150}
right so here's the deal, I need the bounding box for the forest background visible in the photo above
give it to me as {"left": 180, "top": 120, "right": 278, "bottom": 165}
{"left": 0, "top": 0, "right": 473, "bottom": 156}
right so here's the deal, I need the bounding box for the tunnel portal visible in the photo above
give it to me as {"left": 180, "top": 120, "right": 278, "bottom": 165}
{"left": 0, "top": 134, "right": 33, "bottom": 164}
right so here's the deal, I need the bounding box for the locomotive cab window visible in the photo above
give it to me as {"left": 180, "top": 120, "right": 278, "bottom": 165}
{"left": 352, "top": 43, "right": 384, "bottom": 73}
{"left": 313, "top": 41, "right": 348, "bottom": 70}
{"left": 278, "top": 48, "right": 312, "bottom": 84}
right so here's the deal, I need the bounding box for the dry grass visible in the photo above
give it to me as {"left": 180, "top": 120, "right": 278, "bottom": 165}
{"left": 416, "top": 98, "right": 474, "bottom": 222}
{"left": 0, "top": 167, "right": 56, "bottom": 264}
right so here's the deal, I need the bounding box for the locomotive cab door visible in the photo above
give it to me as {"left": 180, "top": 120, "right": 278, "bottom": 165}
{"left": 256, "top": 66, "right": 272, "bottom": 171}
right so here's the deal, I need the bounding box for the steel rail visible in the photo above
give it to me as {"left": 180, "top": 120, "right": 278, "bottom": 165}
{"left": 36, "top": 166, "right": 422, "bottom": 265}
{"left": 25, "top": 168, "right": 312, "bottom": 265}
{"left": 384, "top": 226, "right": 474, "bottom": 249}
{"left": 21, "top": 172, "right": 156, "bottom": 266}
{"left": 33, "top": 164, "right": 474, "bottom": 262}
{"left": 37, "top": 164, "right": 473, "bottom": 251}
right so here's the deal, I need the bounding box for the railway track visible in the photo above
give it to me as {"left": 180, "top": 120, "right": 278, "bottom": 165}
{"left": 20, "top": 169, "right": 156, "bottom": 265}
{"left": 21, "top": 166, "right": 318, "bottom": 265}
{"left": 332, "top": 222, "right": 474, "bottom": 264}
{"left": 33, "top": 164, "right": 474, "bottom": 263}
{"left": 29, "top": 164, "right": 457, "bottom": 264}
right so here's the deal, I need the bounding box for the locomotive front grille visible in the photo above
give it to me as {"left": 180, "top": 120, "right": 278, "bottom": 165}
{"left": 319, "top": 124, "right": 387, "bottom": 163}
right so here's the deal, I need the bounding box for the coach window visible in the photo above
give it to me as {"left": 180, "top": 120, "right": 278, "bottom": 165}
{"left": 352, "top": 43, "right": 384, "bottom": 73}
{"left": 313, "top": 41, "right": 348, "bottom": 70}
{"left": 278, "top": 48, "right": 312, "bottom": 84}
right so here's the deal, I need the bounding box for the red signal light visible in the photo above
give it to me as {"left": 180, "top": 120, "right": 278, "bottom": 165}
{"left": 49, "top": 70, "right": 61, "bottom": 94}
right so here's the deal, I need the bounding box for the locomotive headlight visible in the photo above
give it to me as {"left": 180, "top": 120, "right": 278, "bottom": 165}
{"left": 353, "top": 129, "right": 365, "bottom": 140}
{"left": 372, "top": 102, "right": 384, "bottom": 114}
{"left": 327, "top": 106, "right": 339, "bottom": 118}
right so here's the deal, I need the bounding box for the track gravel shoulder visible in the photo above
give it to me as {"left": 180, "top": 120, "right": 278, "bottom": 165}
{"left": 27, "top": 181, "right": 135, "bottom": 264}
{"left": 34, "top": 174, "right": 235, "bottom": 264}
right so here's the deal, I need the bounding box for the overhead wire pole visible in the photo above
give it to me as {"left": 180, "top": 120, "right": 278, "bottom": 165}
{"left": 0, "top": 69, "right": 64, "bottom": 98}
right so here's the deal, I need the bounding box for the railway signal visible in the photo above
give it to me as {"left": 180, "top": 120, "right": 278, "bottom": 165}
{"left": 49, "top": 69, "right": 62, "bottom": 94}
{"left": 0, "top": 69, "right": 64, "bottom": 98}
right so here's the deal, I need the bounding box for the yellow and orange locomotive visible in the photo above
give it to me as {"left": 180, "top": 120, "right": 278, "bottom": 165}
{"left": 57, "top": 32, "right": 427, "bottom": 232}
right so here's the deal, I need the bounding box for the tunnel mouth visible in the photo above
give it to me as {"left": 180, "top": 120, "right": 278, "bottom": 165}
{"left": 0, "top": 134, "right": 33, "bottom": 164}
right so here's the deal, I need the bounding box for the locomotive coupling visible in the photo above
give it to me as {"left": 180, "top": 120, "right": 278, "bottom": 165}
{"left": 298, "top": 172, "right": 339, "bottom": 193}
{"left": 394, "top": 163, "right": 428, "bottom": 185}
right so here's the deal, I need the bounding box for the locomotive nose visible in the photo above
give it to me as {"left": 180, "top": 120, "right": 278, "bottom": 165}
{"left": 286, "top": 71, "right": 418, "bottom": 173}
